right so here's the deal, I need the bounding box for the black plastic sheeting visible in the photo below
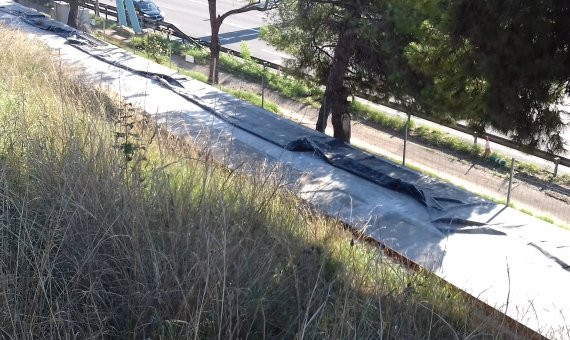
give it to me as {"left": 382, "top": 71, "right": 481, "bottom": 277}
{"left": 0, "top": 7, "right": 187, "bottom": 88}
{"left": 3, "top": 6, "right": 495, "bottom": 226}
{"left": 0, "top": 8, "right": 99, "bottom": 44}
{"left": 286, "top": 137, "right": 464, "bottom": 212}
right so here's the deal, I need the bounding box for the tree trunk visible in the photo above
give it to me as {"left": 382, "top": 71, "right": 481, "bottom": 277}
{"left": 67, "top": 0, "right": 79, "bottom": 28}
{"left": 209, "top": 26, "right": 221, "bottom": 84}
{"left": 208, "top": 0, "right": 221, "bottom": 84}
{"left": 315, "top": 28, "right": 357, "bottom": 143}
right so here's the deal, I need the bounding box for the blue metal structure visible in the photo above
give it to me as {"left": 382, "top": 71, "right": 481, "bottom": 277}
{"left": 115, "top": 0, "right": 141, "bottom": 33}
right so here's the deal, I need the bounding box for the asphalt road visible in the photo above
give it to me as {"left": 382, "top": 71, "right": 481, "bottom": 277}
{"left": 102, "top": 0, "right": 291, "bottom": 64}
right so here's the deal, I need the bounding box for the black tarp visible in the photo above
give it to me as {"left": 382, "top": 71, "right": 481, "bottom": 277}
{"left": 4, "top": 5, "right": 496, "bottom": 226}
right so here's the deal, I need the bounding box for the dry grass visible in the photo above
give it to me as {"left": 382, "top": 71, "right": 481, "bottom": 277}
{"left": 0, "top": 27, "right": 521, "bottom": 339}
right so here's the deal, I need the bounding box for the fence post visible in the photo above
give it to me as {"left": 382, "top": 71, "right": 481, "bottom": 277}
{"left": 169, "top": 44, "right": 172, "bottom": 69}
{"left": 261, "top": 64, "right": 266, "bottom": 109}
{"left": 507, "top": 157, "right": 515, "bottom": 206}
{"left": 403, "top": 113, "right": 411, "bottom": 166}
{"left": 553, "top": 157, "right": 560, "bottom": 177}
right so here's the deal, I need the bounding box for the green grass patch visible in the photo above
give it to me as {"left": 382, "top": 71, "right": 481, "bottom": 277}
{"left": 553, "top": 173, "right": 570, "bottom": 185}
{"left": 350, "top": 100, "right": 412, "bottom": 132}
{"left": 91, "top": 14, "right": 118, "bottom": 30}
{"left": 185, "top": 42, "right": 322, "bottom": 100}
{"left": 180, "top": 69, "right": 208, "bottom": 83}
{"left": 224, "top": 87, "right": 280, "bottom": 114}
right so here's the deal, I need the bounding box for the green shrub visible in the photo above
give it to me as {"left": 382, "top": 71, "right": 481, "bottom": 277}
{"left": 183, "top": 47, "right": 210, "bottom": 63}
{"left": 470, "top": 144, "right": 483, "bottom": 156}
{"left": 264, "top": 72, "right": 313, "bottom": 98}
{"left": 444, "top": 137, "right": 472, "bottom": 154}
{"left": 240, "top": 41, "right": 252, "bottom": 61}
{"left": 91, "top": 14, "right": 117, "bottom": 30}
{"left": 127, "top": 34, "right": 169, "bottom": 63}
{"left": 259, "top": 25, "right": 270, "bottom": 40}
{"left": 350, "top": 101, "right": 410, "bottom": 132}
{"left": 414, "top": 125, "right": 431, "bottom": 138}
{"left": 554, "top": 173, "right": 570, "bottom": 185}
{"left": 516, "top": 161, "right": 542, "bottom": 175}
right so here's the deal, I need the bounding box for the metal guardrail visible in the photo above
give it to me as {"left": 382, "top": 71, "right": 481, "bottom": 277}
{"left": 79, "top": 0, "right": 283, "bottom": 69}
{"left": 79, "top": 0, "right": 570, "bottom": 171}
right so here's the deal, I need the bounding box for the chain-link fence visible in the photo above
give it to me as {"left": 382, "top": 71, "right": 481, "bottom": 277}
{"left": 347, "top": 116, "right": 570, "bottom": 225}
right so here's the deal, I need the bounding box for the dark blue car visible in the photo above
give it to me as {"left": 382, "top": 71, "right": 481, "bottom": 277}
{"left": 134, "top": 0, "right": 165, "bottom": 24}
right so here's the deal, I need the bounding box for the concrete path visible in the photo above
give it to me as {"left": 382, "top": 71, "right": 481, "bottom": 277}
{"left": 181, "top": 63, "right": 570, "bottom": 224}
{"left": 2, "top": 3, "right": 570, "bottom": 338}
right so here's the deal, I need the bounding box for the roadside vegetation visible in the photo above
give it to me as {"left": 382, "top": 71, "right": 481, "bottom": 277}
{"left": 0, "top": 28, "right": 523, "bottom": 339}
{"left": 79, "top": 23, "right": 569, "bottom": 226}
{"left": 122, "top": 32, "right": 570, "bottom": 187}
{"left": 127, "top": 35, "right": 322, "bottom": 101}
{"left": 350, "top": 100, "right": 570, "bottom": 184}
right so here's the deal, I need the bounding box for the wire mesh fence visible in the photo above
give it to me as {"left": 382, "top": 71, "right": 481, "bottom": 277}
{"left": 233, "top": 71, "right": 570, "bottom": 226}
{"left": 349, "top": 116, "right": 570, "bottom": 225}
{"left": 271, "top": 99, "right": 569, "bottom": 225}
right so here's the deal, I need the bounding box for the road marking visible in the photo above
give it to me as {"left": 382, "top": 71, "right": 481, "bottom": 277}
{"left": 224, "top": 21, "right": 260, "bottom": 32}
{"left": 182, "top": 0, "right": 208, "bottom": 6}
{"left": 261, "top": 49, "right": 291, "bottom": 59}
{"left": 219, "top": 32, "right": 258, "bottom": 42}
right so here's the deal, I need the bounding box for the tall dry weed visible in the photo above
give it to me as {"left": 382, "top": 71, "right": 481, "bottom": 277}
{"left": 0, "top": 27, "right": 522, "bottom": 339}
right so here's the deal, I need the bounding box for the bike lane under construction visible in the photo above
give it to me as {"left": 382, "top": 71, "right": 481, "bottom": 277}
{"left": 1, "top": 2, "right": 568, "bottom": 338}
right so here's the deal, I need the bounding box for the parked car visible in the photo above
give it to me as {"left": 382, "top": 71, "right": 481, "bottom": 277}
{"left": 133, "top": 0, "right": 165, "bottom": 24}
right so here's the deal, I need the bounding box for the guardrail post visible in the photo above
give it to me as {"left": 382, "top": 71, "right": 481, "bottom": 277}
{"left": 403, "top": 113, "right": 411, "bottom": 166}
{"left": 507, "top": 157, "right": 515, "bottom": 206}
{"left": 553, "top": 157, "right": 560, "bottom": 177}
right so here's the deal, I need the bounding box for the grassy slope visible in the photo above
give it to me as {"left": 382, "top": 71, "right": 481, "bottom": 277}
{"left": 0, "top": 28, "right": 517, "bottom": 338}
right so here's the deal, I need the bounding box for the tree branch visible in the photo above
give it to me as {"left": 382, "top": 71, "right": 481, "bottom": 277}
{"left": 218, "top": 0, "right": 279, "bottom": 24}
